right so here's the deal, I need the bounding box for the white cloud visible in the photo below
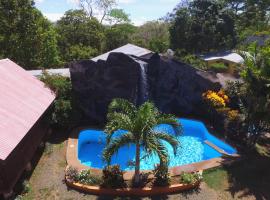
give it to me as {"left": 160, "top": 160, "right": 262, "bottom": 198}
{"left": 43, "top": 13, "right": 64, "bottom": 22}
{"left": 67, "top": 0, "right": 80, "bottom": 5}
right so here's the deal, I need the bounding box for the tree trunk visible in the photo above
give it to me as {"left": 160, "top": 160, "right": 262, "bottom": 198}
{"left": 134, "top": 143, "right": 140, "bottom": 184}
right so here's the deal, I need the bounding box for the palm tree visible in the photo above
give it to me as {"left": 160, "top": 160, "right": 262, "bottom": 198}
{"left": 102, "top": 98, "right": 182, "bottom": 184}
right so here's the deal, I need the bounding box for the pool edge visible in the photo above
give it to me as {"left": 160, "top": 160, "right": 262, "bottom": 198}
{"left": 66, "top": 126, "right": 240, "bottom": 180}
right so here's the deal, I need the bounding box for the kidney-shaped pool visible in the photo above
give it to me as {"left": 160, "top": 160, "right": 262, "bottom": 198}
{"left": 78, "top": 118, "right": 236, "bottom": 170}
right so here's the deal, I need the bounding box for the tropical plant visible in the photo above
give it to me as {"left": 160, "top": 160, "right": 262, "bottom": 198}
{"left": 66, "top": 166, "right": 79, "bottom": 182}
{"left": 77, "top": 169, "right": 102, "bottom": 185}
{"left": 152, "top": 164, "right": 171, "bottom": 186}
{"left": 180, "top": 172, "right": 202, "bottom": 185}
{"left": 224, "top": 43, "right": 270, "bottom": 146}
{"left": 202, "top": 90, "right": 229, "bottom": 108}
{"left": 101, "top": 165, "right": 126, "bottom": 188}
{"left": 102, "top": 98, "right": 181, "bottom": 185}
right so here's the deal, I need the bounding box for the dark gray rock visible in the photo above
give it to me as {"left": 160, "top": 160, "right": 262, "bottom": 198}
{"left": 69, "top": 53, "right": 221, "bottom": 124}
{"left": 147, "top": 54, "right": 221, "bottom": 116}
{"left": 68, "top": 53, "right": 141, "bottom": 123}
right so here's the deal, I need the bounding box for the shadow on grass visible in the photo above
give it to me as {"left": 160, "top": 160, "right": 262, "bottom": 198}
{"left": 224, "top": 154, "right": 270, "bottom": 200}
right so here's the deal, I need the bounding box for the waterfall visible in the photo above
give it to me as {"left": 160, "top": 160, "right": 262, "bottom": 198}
{"left": 137, "top": 60, "right": 149, "bottom": 105}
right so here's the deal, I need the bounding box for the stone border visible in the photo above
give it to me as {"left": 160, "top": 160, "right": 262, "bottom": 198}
{"left": 65, "top": 177, "right": 201, "bottom": 196}
{"left": 66, "top": 127, "right": 240, "bottom": 180}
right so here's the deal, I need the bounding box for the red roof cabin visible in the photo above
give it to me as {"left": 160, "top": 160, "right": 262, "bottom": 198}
{"left": 0, "top": 59, "right": 55, "bottom": 197}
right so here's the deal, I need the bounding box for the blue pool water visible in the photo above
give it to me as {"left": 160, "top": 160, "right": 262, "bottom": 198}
{"left": 78, "top": 119, "right": 236, "bottom": 170}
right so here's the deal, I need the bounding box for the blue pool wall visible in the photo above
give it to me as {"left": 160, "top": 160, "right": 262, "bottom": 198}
{"left": 179, "top": 118, "right": 236, "bottom": 154}
{"left": 78, "top": 118, "right": 236, "bottom": 163}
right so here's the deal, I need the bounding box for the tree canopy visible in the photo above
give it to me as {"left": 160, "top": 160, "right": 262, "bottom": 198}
{"left": 0, "top": 0, "right": 60, "bottom": 69}
{"left": 131, "top": 21, "right": 170, "bottom": 53}
{"left": 55, "top": 9, "right": 104, "bottom": 62}
{"left": 0, "top": 0, "right": 270, "bottom": 70}
{"left": 169, "top": 0, "right": 236, "bottom": 54}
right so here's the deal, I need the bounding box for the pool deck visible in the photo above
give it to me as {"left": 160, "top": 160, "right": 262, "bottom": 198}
{"left": 66, "top": 127, "right": 240, "bottom": 180}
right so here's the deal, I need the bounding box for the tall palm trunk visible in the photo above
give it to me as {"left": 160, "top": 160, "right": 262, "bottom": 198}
{"left": 134, "top": 143, "right": 140, "bottom": 184}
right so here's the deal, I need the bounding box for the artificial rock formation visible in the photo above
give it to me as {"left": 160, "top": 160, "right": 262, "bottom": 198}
{"left": 69, "top": 53, "right": 221, "bottom": 124}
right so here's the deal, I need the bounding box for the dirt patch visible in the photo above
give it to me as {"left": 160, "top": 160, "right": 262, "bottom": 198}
{"left": 16, "top": 130, "right": 270, "bottom": 200}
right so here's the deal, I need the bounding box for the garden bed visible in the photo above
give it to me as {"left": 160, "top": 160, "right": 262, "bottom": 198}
{"left": 65, "top": 176, "right": 201, "bottom": 196}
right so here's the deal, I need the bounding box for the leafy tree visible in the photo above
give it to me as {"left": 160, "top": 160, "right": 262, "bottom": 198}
{"left": 131, "top": 21, "right": 170, "bottom": 53}
{"left": 107, "top": 8, "right": 130, "bottom": 25}
{"left": 104, "top": 23, "right": 136, "bottom": 51}
{"left": 79, "top": 0, "right": 116, "bottom": 23}
{"left": 56, "top": 9, "right": 104, "bottom": 62}
{"left": 39, "top": 26, "right": 62, "bottom": 68}
{"left": 225, "top": 0, "right": 270, "bottom": 33}
{"left": 67, "top": 44, "right": 98, "bottom": 61}
{"left": 226, "top": 43, "right": 270, "bottom": 146}
{"left": 40, "top": 72, "right": 73, "bottom": 128}
{"left": 169, "top": 0, "right": 236, "bottom": 54}
{"left": 0, "top": 0, "right": 61, "bottom": 69}
{"left": 102, "top": 98, "right": 181, "bottom": 184}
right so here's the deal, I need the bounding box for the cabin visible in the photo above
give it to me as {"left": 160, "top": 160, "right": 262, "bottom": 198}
{"left": 201, "top": 51, "right": 245, "bottom": 74}
{"left": 0, "top": 59, "right": 55, "bottom": 198}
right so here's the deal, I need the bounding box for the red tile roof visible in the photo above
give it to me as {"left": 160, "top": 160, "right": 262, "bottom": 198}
{"left": 0, "top": 59, "right": 55, "bottom": 160}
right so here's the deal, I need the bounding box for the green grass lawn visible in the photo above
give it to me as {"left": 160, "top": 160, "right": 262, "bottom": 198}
{"left": 203, "top": 167, "right": 229, "bottom": 191}
{"left": 203, "top": 146, "right": 270, "bottom": 200}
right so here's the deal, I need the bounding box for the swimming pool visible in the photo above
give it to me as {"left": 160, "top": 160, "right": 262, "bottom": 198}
{"left": 78, "top": 118, "right": 236, "bottom": 170}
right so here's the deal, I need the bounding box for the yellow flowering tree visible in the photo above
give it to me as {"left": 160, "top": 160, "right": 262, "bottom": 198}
{"left": 202, "top": 90, "right": 229, "bottom": 108}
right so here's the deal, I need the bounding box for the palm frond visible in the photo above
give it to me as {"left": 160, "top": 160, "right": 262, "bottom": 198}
{"left": 152, "top": 131, "right": 179, "bottom": 155}
{"left": 143, "top": 134, "right": 169, "bottom": 164}
{"left": 156, "top": 114, "right": 182, "bottom": 135}
{"left": 134, "top": 101, "right": 159, "bottom": 135}
{"left": 105, "top": 112, "right": 133, "bottom": 143}
{"left": 102, "top": 132, "right": 134, "bottom": 164}
{"left": 108, "top": 98, "right": 137, "bottom": 118}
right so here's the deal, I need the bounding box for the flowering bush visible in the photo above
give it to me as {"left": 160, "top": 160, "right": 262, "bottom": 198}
{"left": 101, "top": 165, "right": 126, "bottom": 188}
{"left": 202, "top": 90, "right": 229, "bottom": 108}
{"left": 227, "top": 109, "right": 240, "bottom": 121}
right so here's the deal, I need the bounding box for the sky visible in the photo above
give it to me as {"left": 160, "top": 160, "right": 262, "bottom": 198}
{"left": 34, "top": 0, "right": 179, "bottom": 25}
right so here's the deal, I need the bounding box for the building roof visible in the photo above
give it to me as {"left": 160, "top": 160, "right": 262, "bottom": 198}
{"left": 91, "top": 43, "right": 153, "bottom": 62}
{"left": 202, "top": 51, "right": 245, "bottom": 64}
{"left": 0, "top": 59, "right": 55, "bottom": 161}
{"left": 28, "top": 68, "right": 70, "bottom": 77}
{"left": 244, "top": 35, "right": 270, "bottom": 47}
{"left": 28, "top": 44, "right": 153, "bottom": 77}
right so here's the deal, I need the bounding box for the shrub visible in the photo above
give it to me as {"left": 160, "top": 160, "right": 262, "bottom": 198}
{"left": 40, "top": 72, "right": 73, "bottom": 128}
{"left": 77, "top": 169, "right": 102, "bottom": 186}
{"left": 66, "top": 166, "right": 79, "bottom": 182}
{"left": 180, "top": 172, "right": 202, "bottom": 185}
{"left": 152, "top": 164, "right": 171, "bottom": 187}
{"left": 208, "top": 62, "right": 228, "bottom": 73}
{"left": 22, "top": 180, "right": 31, "bottom": 194}
{"left": 202, "top": 90, "right": 229, "bottom": 108}
{"left": 131, "top": 172, "right": 151, "bottom": 188}
{"left": 174, "top": 50, "right": 207, "bottom": 70}
{"left": 101, "top": 165, "right": 126, "bottom": 188}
